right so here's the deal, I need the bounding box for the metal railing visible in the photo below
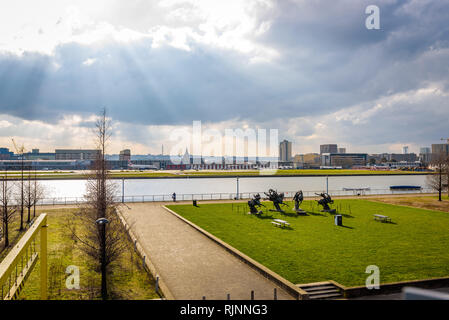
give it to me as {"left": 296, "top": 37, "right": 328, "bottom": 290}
{"left": 35, "top": 188, "right": 435, "bottom": 205}
{"left": 0, "top": 214, "right": 47, "bottom": 300}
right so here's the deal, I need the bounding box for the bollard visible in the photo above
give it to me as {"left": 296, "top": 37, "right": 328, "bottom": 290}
{"left": 142, "top": 256, "right": 146, "bottom": 268}
{"left": 251, "top": 290, "right": 254, "bottom": 300}
{"left": 274, "top": 288, "right": 277, "bottom": 300}
{"left": 155, "top": 276, "right": 159, "bottom": 294}
{"left": 227, "top": 293, "right": 230, "bottom": 300}
{"left": 202, "top": 296, "right": 206, "bottom": 300}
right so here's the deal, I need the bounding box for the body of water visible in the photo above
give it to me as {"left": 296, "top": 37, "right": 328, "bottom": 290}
{"left": 38, "top": 174, "right": 430, "bottom": 203}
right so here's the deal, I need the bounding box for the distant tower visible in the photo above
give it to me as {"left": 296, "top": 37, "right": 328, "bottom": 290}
{"left": 403, "top": 146, "right": 409, "bottom": 154}
{"left": 181, "top": 148, "right": 190, "bottom": 165}
{"left": 279, "top": 140, "right": 292, "bottom": 162}
{"left": 119, "top": 149, "right": 131, "bottom": 161}
{"left": 162, "top": 144, "right": 164, "bottom": 156}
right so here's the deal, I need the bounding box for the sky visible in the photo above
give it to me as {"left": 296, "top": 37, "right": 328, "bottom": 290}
{"left": 0, "top": 0, "right": 448, "bottom": 156}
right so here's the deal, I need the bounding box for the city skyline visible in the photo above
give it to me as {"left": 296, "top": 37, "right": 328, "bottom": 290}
{"left": 1, "top": 1, "right": 449, "bottom": 155}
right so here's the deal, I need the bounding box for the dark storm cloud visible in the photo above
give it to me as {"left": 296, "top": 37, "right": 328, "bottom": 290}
{"left": 1, "top": 0, "right": 449, "bottom": 149}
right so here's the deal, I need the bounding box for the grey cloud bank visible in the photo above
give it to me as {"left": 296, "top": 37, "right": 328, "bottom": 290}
{"left": 0, "top": 0, "right": 449, "bottom": 153}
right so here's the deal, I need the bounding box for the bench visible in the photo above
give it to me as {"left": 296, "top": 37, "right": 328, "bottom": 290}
{"left": 373, "top": 214, "right": 392, "bottom": 223}
{"left": 272, "top": 219, "right": 290, "bottom": 228}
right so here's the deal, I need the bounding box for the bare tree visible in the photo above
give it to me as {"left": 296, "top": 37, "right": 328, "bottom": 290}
{"left": 427, "top": 154, "right": 448, "bottom": 201}
{"left": 68, "top": 108, "right": 126, "bottom": 300}
{"left": 24, "top": 167, "right": 45, "bottom": 222}
{"left": 1, "top": 170, "right": 17, "bottom": 249}
{"left": 32, "top": 170, "right": 45, "bottom": 219}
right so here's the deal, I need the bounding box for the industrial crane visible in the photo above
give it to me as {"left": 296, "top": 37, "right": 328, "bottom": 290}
{"left": 11, "top": 138, "right": 26, "bottom": 158}
{"left": 441, "top": 138, "right": 449, "bottom": 144}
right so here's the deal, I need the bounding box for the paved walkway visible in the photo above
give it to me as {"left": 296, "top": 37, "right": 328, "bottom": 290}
{"left": 120, "top": 203, "right": 293, "bottom": 300}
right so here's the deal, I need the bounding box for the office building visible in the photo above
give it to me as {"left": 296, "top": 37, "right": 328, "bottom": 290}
{"left": 321, "top": 153, "right": 368, "bottom": 168}
{"left": 432, "top": 143, "right": 449, "bottom": 157}
{"left": 55, "top": 149, "right": 100, "bottom": 160}
{"left": 320, "top": 144, "right": 338, "bottom": 154}
{"left": 23, "top": 148, "right": 56, "bottom": 160}
{"left": 0, "top": 148, "right": 13, "bottom": 160}
{"left": 119, "top": 149, "right": 131, "bottom": 161}
{"left": 338, "top": 148, "right": 346, "bottom": 154}
{"left": 279, "top": 140, "right": 292, "bottom": 162}
{"left": 419, "top": 147, "right": 431, "bottom": 164}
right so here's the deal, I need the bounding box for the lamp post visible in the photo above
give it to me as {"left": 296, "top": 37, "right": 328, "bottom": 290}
{"left": 96, "top": 217, "right": 110, "bottom": 300}
{"left": 122, "top": 178, "right": 125, "bottom": 203}
{"left": 236, "top": 177, "right": 239, "bottom": 200}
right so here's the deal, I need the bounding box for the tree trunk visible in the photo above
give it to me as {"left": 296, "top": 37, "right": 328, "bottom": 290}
{"left": 439, "top": 168, "right": 442, "bottom": 201}
{"left": 4, "top": 218, "right": 8, "bottom": 248}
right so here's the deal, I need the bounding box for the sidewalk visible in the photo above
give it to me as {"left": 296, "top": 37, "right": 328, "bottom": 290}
{"left": 120, "top": 202, "right": 293, "bottom": 300}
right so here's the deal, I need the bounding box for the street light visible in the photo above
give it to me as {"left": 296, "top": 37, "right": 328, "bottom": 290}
{"left": 95, "top": 217, "right": 109, "bottom": 299}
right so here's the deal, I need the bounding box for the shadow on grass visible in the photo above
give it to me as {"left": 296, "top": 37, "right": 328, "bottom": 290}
{"left": 272, "top": 225, "right": 294, "bottom": 231}
{"left": 280, "top": 212, "right": 303, "bottom": 218}
{"left": 255, "top": 214, "right": 275, "bottom": 220}
{"left": 374, "top": 221, "right": 398, "bottom": 225}
{"left": 340, "top": 225, "right": 354, "bottom": 229}
{"left": 337, "top": 213, "right": 355, "bottom": 218}
{"left": 307, "top": 211, "right": 327, "bottom": 217}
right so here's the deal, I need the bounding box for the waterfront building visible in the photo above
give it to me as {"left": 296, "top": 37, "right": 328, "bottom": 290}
{"left": 119, "top": 149, "right": 131, "bottom": 161}
{"left": 279, "top": 140, "right": 292, "bottom": 162}
{"left": 321, "top": 153, "right": 368, "bottom": 168}
{"left": 55, "top": 149, "right": 100, "bottom": 160}
{"left": 320, "top": 144, "right": 338, "bottom": 154}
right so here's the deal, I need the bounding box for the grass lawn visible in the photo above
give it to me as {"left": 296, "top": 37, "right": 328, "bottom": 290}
{"left": 16, "top": 208, "right": 159, "bottom": 300}
{"left": 167, "top": 199, "right": 449, "bottom": 287}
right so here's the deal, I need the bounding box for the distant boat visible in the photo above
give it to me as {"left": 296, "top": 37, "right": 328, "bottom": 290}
{"left": 390, "top": 185, "right": 422, "bottom": 190}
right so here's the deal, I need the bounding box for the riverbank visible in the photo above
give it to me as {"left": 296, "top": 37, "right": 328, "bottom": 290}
{"left": 2, "top": 169, "right": 431, "bottom": 180}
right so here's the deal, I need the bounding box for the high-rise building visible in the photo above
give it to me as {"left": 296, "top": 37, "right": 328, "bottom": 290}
{"left": 403, "top": 146, "right": 409, "bottom": 154}
{"left": 279, "top": 140, "right": 292, "bottom": 162}
{"left": 119, "top": 149, "right": 131, "bottom": 161}
{"left": 432, "top": 143, "right": 449, "bottom": 156}
{"left": 419, "top": 147, "right": 431, "bottom": 164}
{"left": 320, "top": 144, "right": 338, "bottom": 154}
{"left": 338, "top": 148, "right": 346, "bottom": 154}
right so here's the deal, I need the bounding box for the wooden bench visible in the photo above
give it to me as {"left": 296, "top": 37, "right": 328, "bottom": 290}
{"left": 373, "top": 214, "right": 392, "bottom": 223}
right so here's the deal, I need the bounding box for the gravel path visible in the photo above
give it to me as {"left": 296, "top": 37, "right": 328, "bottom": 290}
{"left": 120, "top": 202, "right": 293, "bottom": 300}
